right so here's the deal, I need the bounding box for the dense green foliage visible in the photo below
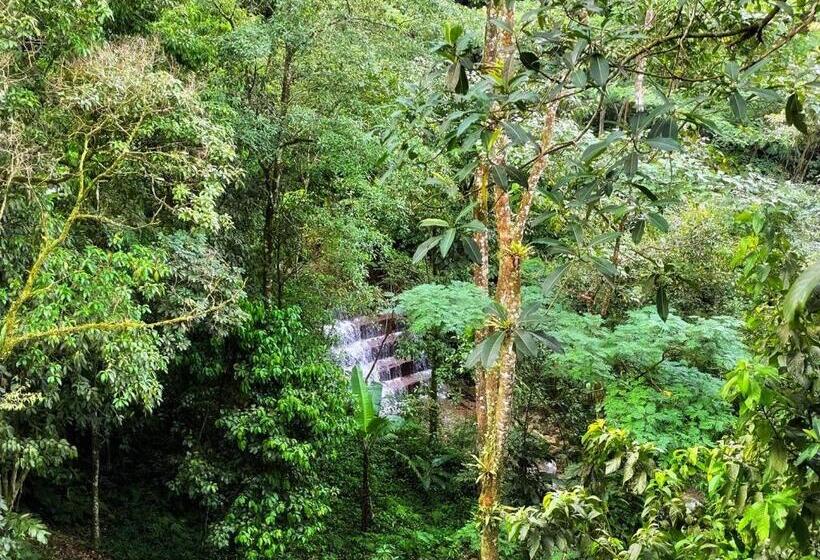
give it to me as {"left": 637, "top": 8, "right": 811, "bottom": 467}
{"left": 0, "top": 1, "right": 817, "bottom": 559}
{"left": 169, "top": 305, "right": 346, "bottom": 557}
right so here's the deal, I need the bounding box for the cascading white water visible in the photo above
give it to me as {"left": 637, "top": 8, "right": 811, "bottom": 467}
{"left": 326, "top": 315, "right": 431, "bottom": 413}
{"left": 327, "top": 319, "right": 370, "bottom": 371}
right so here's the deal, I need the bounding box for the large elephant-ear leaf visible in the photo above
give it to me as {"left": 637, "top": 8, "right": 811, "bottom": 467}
{"left": 350, "top": 366, "right": 375, "bottom": 429}
{"left": 784, "top": 261, "right": 820, "bottom": 324}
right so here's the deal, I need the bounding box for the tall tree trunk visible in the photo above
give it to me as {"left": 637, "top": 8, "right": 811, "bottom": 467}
{"left": 361, "top": 444, "right": 372, "bottom": 531}
{"left": 599, "top": 221, "right": 624, "bottom": 317}
{"left": 91, "top": 422, "right": 101, "bottom": 548}
{"left": 634, "top": 6, "right": 656, "bottom": 113}
{"left": 473, "top": 163, "right": 490, "bottom": 453}
{"left": 262, "top": 168, "right": 274, "bottom": 303}
{"left": 262, "top": 45, "right": 295, "bottom": 306}
{"left": 429, "top": 367, "right": 439, "bottom": 444}
{"left": 478, "top": 185, "right": 523, "bottom": 560}
{"left": 471, "top": 5, "right": 562, "bottom": 559}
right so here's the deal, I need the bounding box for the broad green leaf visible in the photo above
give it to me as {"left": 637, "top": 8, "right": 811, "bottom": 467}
{"left": 783, "top": 260, "right": 820, "bottom": 323}
{"left": 420, "top": 218, "right": 450, "bottom": 228}
{"left": 649, "top": 117, "right": 678, "bottom": 140}
{"left": 439, "top": 228, "right": 456, "bottom": 257}
{"left": 590, "top": 256, "right": 617, "bottom": 278}
{"left": 490, "top": 165, "right": 508, "bottom": 188}
{"left": 729, "top": 92, "right": 747, "bottom": 121}
{"left": 571, "top": 223, "right": 585, "bottom": 247}
{"left": 482, "top": 127, "right": 502, "bottom": 152}
{"left": 647, "top": 212, "right": 669, "bottom": 232}
{"left": 457, "top": 113, "right": 482, "bottom": 136}
{"left": 634, "top": 183, "right": 658, "bottom": 201}
{"left": 785, "top": 92, "right": 808, "bottom": 134}
{"left": 749, "top": 87, "right": 779, "bottom": 102}
{"left": 447, "top": 61, "right": 468, "bottom": 94}
{"left": 571, "top": 68, "right": 587, "bottom": 89}
{"left": 631, "top": 218, "right": 646, "bottom": 243}
{"left": 462, "top": 219, "right": 487, "bottom": 233}
{"left": 542, "top": 263, "right": 568, "bottom": 295}
{"left": 646, "top": 137, "right": 681, "bottom": 151}
{"left": 581, "top": 140, "right": 607, "bottom": 163}
{"left": 482, "top": 331, "right": 506, "bottom": 368}
{"left": 455, "top": 202, "right": 476, "bottom": 223}
{"left": 724, "top": 60, "right": 739, "bottom": 81}
{"left": 502, "top": 121, "right": 533, "bottom": 146}
{"left": 443, "top": 23, "right": 464, "bottom": 45}
{"left": 519, "top": 50, "right": 540, "bottom": 71}
{"left": 796, "top": 443, "right": 820, "bottom": 466}
{"left": 412, "top": 235, "right": 442, "bottom": 264}
{"left": 513, "top": 330, "right": 540, "bottom": 357}
{"left": 350, "top": 366, "right": 375, "bottom": 431}
{"left": 504, "top": 165, "right": 529, "bottom": 187}
{"left": 589, "top": 232, "right": 620, "bottom": 246}
{"left": 589, "top": 54, "right": 609, "bottom": 87}
{"left": 463, "top": 237, "right": 481, "bottom": 264}
{"left": 629, "top": 110, "right": 651, "bottom": 133}
{"left": 623, "top": 152, "right": 639, "bottom": 177}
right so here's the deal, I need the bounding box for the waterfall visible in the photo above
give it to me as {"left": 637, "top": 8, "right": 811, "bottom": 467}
{"left": 326, "top": 314, "right": 431, "bottom": 412}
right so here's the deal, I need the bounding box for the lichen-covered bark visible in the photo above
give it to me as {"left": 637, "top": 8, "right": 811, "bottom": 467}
{"left": 472, "top": 4, "right": 560, "bottom": 559}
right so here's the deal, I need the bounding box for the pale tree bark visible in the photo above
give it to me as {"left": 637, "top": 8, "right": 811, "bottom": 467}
{"left": 634, "top": 6, "right": 656, "bottom": 113}
{"left": 91, "top": 421, "right": 101, "bottom": 548}
{"left": 473, "top": 164, "right": 490, "bottom": 450}
{"left": 1, "top": 462, "right": 29, "bottom": 510}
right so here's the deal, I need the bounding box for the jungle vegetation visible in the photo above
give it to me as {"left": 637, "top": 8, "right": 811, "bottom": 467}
{"left": 0, "top": 1, "right": 818, "bottom": 559}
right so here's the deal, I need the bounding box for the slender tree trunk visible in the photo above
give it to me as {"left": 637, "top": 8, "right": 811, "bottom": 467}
{"left": 429, "top": 367, "right": 439, "bottom": 444}
{"left": 361, "top": 444, "right": 372, "bottom": 531}
{"left": 91, "top": 422, "right": 101, "bottom": 548}
{"left": 793, "top": 135, "right": 815, "bottom": 182}
{"left": 262, "top": 168, "right": 274, "bottom": 303}
{"left": 262, "top": 45, "right": 295, "bottom": 306}
{"left": 473, "top": 163, "right": 490, "bottom": 453}
{"left": 634, "top": 6, "right": 656, "bottom": 113}
{"left": 1, "top": 463, "right": 28, "bottom": 510}
{"left": 599, "top": 222, "right": 624, "bottom": 317}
